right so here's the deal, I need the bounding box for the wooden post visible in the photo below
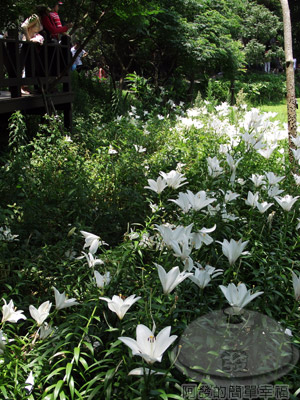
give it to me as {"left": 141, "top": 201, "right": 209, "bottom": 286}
{"left": 6, "top": 30, "right": 21, "bottom": 98}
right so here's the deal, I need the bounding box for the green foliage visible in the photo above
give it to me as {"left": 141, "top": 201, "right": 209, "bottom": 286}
{"left": 208, "top": 72, "right": 288, "bottom": 105}
{"left": 244, "top": 39, "right": 266, "bottom": 66}
{"left": 1, "top": 100, "right": 300, "bottom": 398}
{"left": 8, "top": 111, "right": 28, "bottom": 151}
{"left": 239, "top": 1, "right": 282, "bottom": 44}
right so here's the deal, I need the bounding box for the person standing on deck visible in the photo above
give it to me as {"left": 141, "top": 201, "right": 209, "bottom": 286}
{"left": 37, "top": 5, "right": 72, "bottom": 42}
{"left": 49, "top": 1, "right": 71, "bottom": 41}
{"left": 50, "top": 2, "right": 63, "bottom": 29}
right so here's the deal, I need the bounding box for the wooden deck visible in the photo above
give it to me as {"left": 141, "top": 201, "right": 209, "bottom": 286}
{"left": 0, "top": 90, "right": 73, "bottom": 126}
{"left": 0, "top": 31, "right": 74, "bottom": 132}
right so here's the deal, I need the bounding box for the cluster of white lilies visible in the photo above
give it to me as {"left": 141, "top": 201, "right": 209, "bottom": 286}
{"left": 1, "top": 102, "right": 300, "bottom": 388}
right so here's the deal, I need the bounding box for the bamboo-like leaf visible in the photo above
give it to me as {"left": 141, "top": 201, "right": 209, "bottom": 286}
{"left": 0, "top": 386, "right": 8, "bottom": 398}
{"left": 44, "top": 367, "right": 66, "bottom": 383}
{"left": 79, "top": 357, "right": 88, "bottom": 370}
{"left": 65, "top": 362, "right": 73, "bottom": 384}
{"left": 59, "top": 391, "right": 67, "bottom": 400}
{"left": 73, "top": 347, "right": 80, "bottom": 365}
{"left": 69, "top": 376, "right": 75, "bottom": 400}
{"left": 53, "top": 380, "right": 64, "bottom": 400}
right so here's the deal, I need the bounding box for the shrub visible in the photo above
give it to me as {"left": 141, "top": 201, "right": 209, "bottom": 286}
{"left": 209, "top": 72, "right": 288, "bottom": 104}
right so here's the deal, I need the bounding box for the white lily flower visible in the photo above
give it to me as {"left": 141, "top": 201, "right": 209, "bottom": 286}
{"left": 292, "top": 148, "right": 300, "bottom": 161}
{"left": 285, "top": 328, "right": 293, "bottom": 337}
{"left": 245, "top": 191, "right": 259, "bottom": 207}
{"left": 296, "top": 218, "right": 300, "bottom": 230}
{"left": 190, "top": 225, "right": 216, "bottom": 249}
{"left": 292, "top": 173, "right": 300, "bottom": 186}
{"left": 292, "top": 271, "right": 300, "bottom": 301}
{"left": 264, "top": 172, "right": 285, "bottom": 186}
{"left": 189, "top": 264, "right": 223, "bottom": 289}
{"left": 241, "top": 132, "right": 264, "bottom": 149}
{"left": 94, "top": 270, "right": 111, "bottom": 288}
{"left": 205, "top": 203, "right": 221, "bottom": 216}
{"left": 156, "top": 264, "right": 192, "bottom": 294}
{"left": 219, "top": 143, "right": 231, "bottom": 154}
{"left": 170, "top": 238, "right": 192, "bottom": 261}
{"left": 256, "top": 201, "right": 273, "bottom": 214}
{"left": 99, "top": 294, "right": 141, "bottom": 319}
{"left": 144, "top": 177, "right": 167, "bottom": 194}
{"left": 170, "top": 190, "right": 216, "bottom": 213}
{"left": 274, "top": 195, "right": 299, "bottom": 211}
{"left": 217, "top": 238, "right": 249, "bottom": 265}
{"left": 195, "top": 263, "right": 223, "bottom": 277}
{"left": 118, "top": 324, "right": 177, "bottom": 364}
{"left": 224, "top": 191, "right": 240, "bottom": 203}
{"left": 250, "top": 174, "right": 266, "bottom": 187}
{"left": 189, "top": 269, "right": 211, "bottom": 289}
{"left": 38, "top": 322, "right": 54, "bottom": 339}
{"left": 133, "top": 144, "right": 146, "bottom": 153}
{"left": 291, "top": 136, "right": 300, "bottom": 147}
{"left": 169, "top": 192, "right": 191, "bottom": 213}
{"left": 219, "top": 283, "right": 263, "bottom": 311}
{"left": 267, "top": 185, "right": 284, "bottom": 198}
{"left": 108, "top": 146, "right": 118, "bottom": 154}
{"left": 183, "top": 257, "right": 194, "bottom": 272}
{"left": 252, "top": 139, "right": 266, "bottom": 151}
{"left": 186, "top": 190, "right": 216, "bottom": 211}
{"left": 159, "top": 170, "right": 188, "bottom": 189}
{"left": 0, "top": 330, "right": 6, "bottom": 354}
{"left": 257, "top": 145, "right": 277, "bottom": 159}
{"left": 242, "top": 108, "right": 264, "bottom": 131}
{"left": 1, "top": 299, "right": 27, "bottom": 323}
{"left": 221, "top": 211, "right": 239, "bottom": 222}
{"left": 80, "top": 251, "right": 104, "bottom": 268}
{"left": 25, "top": 371, "right": 34, "bottom": 394}
{"left": 29, "top": 301, "right": 52, "bottom": 326}
{"left": 128, "top": 367, "right": 164, "bottom": 376}
{"left": 155, "top": 223, "right": 193, "bottom": 248}
{"left": 80, "top": 231, "right": 101, "bottom": 254}
{"left": 207, "top": 156, "right": 223, "bottom": 177}
{"left": 236, "top": 178, "right": 246, "bottom": 186}
{"left": 53, "top": 287, "right": 79, "bottom": 310}
{"left": 226, "top": 154, "right": 243, "bottom": 171}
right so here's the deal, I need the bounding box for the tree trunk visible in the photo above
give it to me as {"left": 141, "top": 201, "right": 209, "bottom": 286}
{"left": 279, "top": 0, "right": 297, "bottom": 165}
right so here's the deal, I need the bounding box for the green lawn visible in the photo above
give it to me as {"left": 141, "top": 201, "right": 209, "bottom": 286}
{"left": 259, "top": 98, "right": 300, "bottom": 125}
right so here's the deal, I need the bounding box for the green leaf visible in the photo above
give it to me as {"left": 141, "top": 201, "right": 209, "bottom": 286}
{"left": 74, "top": 347, "right": 80, "bottom": 365}
{"left": 79, "top": 357, "right": 88, "bottom": 370}
{"left": 65, "top": 362, "right": 73, "bottom": 384}
{"left": 157, "top": 390, "right": 168, "bottom": 400}
{"left": 69, "top": 376, "right": 75, "bottom": 400}
{"left": 53, "top": 380, "right": 64, "bottom": 400}
{"left": 87, "top": 384, "right": 103, "bottom": 400}
{"left": 59, "top": 391, "right": 67, "bottom": 400}
{"left": 44, "top": 367, "right": 66, "bottom": 383}
{"left": 83, "top": 341, "right": 94, "bottom": 355}
{"left": 0, "top": 386, "right": 8, "bottom": 398}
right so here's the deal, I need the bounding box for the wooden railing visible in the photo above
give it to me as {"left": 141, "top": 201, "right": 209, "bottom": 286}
{"left": 0, "top": 30, "right": 72, "bottom": 98}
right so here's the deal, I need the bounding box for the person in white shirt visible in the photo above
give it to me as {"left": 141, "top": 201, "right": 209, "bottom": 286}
{"left": 71, "top": 42, "right": 87, "bottom": 71}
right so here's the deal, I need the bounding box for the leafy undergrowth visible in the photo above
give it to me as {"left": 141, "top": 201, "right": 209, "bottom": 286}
{"left": 0, "top": 101, "right": 300, "bottom": 399}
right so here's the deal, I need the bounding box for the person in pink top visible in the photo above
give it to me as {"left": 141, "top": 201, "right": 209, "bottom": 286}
{"left": 50, "top": 2, "right": 63, "bottom": 29}
{"left": 37, "top": 4, "right": 71, "bottom": 41}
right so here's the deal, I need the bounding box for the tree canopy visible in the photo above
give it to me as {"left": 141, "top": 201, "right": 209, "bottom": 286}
{"left": 1, "top": 0, "right": 298, "bottom": 90}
